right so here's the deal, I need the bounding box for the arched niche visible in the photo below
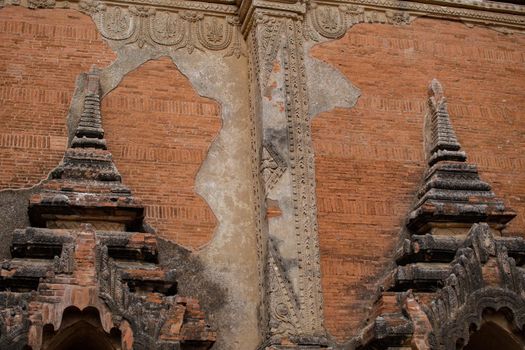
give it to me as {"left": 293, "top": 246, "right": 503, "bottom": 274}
{"left": 42, "top": 306, "right": 121, "bottom": 350}
{"left": 458, "top": 308, "right": 525, "bottom": 350}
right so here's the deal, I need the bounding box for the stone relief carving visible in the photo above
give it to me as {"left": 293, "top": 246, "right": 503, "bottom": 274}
{"left": 247, "top": 11, "right": 326, "bottom": 346}
{"left": 255, "top": 14, "right": 287, "bottom": 89}
{"left": 261, "top": 144, "right": 287, "bottom": 193}
{"left": 53, "top": 242, "right": 75, "bottom": 274}
{"left": 305, "top": 3, "right": 413, "bottom": 41}
{"left": 424, "top": 223, "right": 525, "bottom": 349}
{"left": 267, "top": 243, "right": 301, "bottom": 340}
{"left": 303, "top": 0, "right": 525, "bottom": 42}
{"left": 78, "top": 2, "right": 245, "bottom": 56}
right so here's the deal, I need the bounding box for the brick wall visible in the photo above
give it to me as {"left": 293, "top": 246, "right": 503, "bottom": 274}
{"left": 102, "top": 57, "right": 221, "bottom": 249}
{"left": 310, "top": 19, "right": 525, "bottom": 340}
{"left": 0, "top": 7, "right": 116, "bottom": 189}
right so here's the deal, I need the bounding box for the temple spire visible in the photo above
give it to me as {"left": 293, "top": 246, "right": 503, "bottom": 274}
{"left": 426, "top": 79, "right": 466, "bottom": 166}
{"left": 71, "top": 69, "right": 107, "bottom": 150}
{"left": 406, "top": 79, "right": 515, "bottom": 232}
{"left": 49, "top": 69, "right": 122, "bottom": 182}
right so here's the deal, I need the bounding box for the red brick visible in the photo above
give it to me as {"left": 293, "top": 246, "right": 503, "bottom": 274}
{"left": 0, "top": 7, "right": 116, "bottom": 189}
{"left": 102, "top": 57, "right": 221, "bottom": 249}
{"left": 311, "top": 18, "right": 525, "bottom": 341}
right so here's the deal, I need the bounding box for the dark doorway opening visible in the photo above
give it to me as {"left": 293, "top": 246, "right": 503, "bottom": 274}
{"left": 42, "top": 306, "right": 121, "bottom": 350}
{"left": 460, "top": 309, "right": 525, "bottom": 350}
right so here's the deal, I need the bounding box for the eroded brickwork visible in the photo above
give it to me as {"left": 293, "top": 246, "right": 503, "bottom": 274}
{"left": 0, "top": 7, "right": 116, "bottom": 189}
{"left": 102, "top": 57, "right": 221, "bottom": 249}
{"left": 310, "top": 19, "right": 525, "bottom": 340}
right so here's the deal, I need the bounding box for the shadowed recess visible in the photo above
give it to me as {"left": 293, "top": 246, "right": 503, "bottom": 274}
{"left": 43, "top": 306, "right": 121, "bottom": 350}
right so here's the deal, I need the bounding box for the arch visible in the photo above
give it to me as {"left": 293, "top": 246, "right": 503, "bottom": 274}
{"left": 434, "top": 288, "right": 525, "bottom": 350}
{"left": 42, "top": 306, "right": 121, "bottom": 350}
{"left": 459, "top": 308, "right": 525, "bottom": 350}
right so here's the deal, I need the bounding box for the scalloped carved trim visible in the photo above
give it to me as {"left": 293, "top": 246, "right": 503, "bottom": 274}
{"left": 79, "top": 2, "right": 245, "bottom": 56}
{"left": 424, "top": 223, "right": 525, "bottom": 349}
{"left": 0, "top": 0, "right": 245, "bottom": 57}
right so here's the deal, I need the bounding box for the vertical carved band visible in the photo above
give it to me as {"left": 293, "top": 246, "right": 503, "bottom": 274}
{"left": 282, "top": 17, "right": 324, "bottom": 336}
{"left": 247, "top": 9, "right": 325, "bottom": 345}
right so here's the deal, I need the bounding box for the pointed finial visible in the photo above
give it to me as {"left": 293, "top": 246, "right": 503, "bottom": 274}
{"left": 428, "top": 78, "right": 445, "bottom": 111}
{"left": 426, "top": 79, "right": 466, "bottom": 166}
{"left": 71, "top": 68, "right": 107, "bottom": 149}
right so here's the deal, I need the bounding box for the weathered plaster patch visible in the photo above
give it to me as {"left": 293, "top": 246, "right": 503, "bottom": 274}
{"left": 171, "top": 49, "right": 260, "bottom": 350}
{"left": 304, "top": 42, "right": 361, "bottom": 119}
{"left": 73, "top": 35, "right": 259, "bottom": 349}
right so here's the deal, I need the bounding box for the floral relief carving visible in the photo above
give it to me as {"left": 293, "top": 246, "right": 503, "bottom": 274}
{"left": 78, "top": 1, "right": 245, "bottom": 56}
{"left": 306, "top": 3, "right": 413, "bottom": 41}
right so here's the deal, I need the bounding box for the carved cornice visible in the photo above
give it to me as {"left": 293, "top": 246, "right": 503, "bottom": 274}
{"left": 1, "top": 0, "right": 238, "bottom": 13}
{"left": 237, "top": 0, "right": 525, "bottom": 41}
{"left": 98, "top": 0, "right": 238, "bottom": 13}
{"left": 240, "top": 0, "right": 305, "bottom": 36}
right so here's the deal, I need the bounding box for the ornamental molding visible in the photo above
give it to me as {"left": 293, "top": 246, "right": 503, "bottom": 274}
{"left": 1, "top": 0, "right": 245, "bottom": 56}
{"left": 237, "top": 0, "right": 525, "bottom": 40}
{"left": 80, "top": 1, "right": 245, "bottom": 55}
{"left": 303, "top": 0, "right": 525, "bottom": 41}
{"left": 1, "top": 0, "right": 238, "bottom": 13}
{"left": 423, "top": 223, "right": 525, "bottom": 349}
{"left": 305, "top": 2, "right": 415, "bottom": 41}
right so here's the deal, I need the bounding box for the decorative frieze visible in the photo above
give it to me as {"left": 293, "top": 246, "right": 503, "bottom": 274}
{"left": 305, "top": 3, "right": 413, "bottom": 41}
{"left": 303, "top": 0, "right": 525, "bottom": 42}
{"left": 78, "top": 1, "right": 244, "bottom": 56}
{"left": 0, "top": 0, "right": 244, "bottom": 56}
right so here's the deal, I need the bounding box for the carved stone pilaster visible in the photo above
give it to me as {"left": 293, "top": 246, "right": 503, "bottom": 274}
{"left": 243, "top": 2, "right": 327, "bottom": 347}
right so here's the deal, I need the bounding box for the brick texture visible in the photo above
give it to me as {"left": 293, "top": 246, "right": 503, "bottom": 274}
{"left": 310, "top": 19, "right": 525, "bottom": 340}
{"left": 102, "top": 57, "right": 221, "bottom": 249}
{"left": 0, "top": 7, "right": 116, "bottom": 189}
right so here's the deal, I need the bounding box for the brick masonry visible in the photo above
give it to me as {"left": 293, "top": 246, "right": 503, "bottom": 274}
{"left": 0, "top": 7, "right": 116, "bottom": 189}
{"left": 102, "top": 57, "right": 221, "bottom": 249}
{"left": 310, "top": 18, "right": 525, "bottom": 341}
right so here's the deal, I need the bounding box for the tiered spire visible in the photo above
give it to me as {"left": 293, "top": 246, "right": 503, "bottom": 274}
{"left": 426, "top": 79, "right": 466, "bottom": 166}
{"left": 49, "top": 69, "right": 121, "bottom": 183}
{"left": 407, "top": 79, "right": 515, "bottom": 232}
{"left": 0, "top": 69, "right": 215, "bottom": 349}
{"left": 71, "top": 71, "right": 107, "bottom": 150}
{"left": 350, "top": 80, "right": 523, "bottom": 350}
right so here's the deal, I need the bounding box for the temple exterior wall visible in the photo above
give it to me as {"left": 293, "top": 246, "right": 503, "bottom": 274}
{"left": 0, "top": 0, "right": 524, "bottom": 349}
